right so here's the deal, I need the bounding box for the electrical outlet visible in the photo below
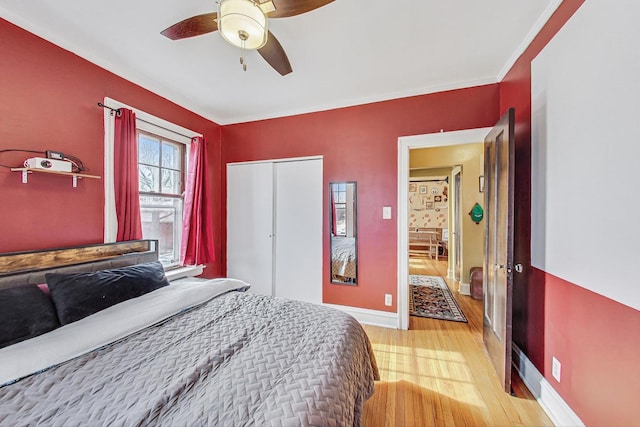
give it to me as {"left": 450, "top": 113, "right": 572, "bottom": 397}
{"left": 384, "top": 294, "right": 392, "bottom": 306}
{"left": 552, "top": 357, "right": 561, "bottom": 382}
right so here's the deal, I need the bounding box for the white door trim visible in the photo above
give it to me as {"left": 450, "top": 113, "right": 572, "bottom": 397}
{"left": 451, "top": 165, "right": 462, "bottom": 281}
{"left": 397, "top": 128, "right": 492, "bottom": 330}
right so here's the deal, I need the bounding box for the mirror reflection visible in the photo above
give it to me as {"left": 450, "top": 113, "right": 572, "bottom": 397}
{"left": 330, "top": 182, "right": 357, "bottom": 285}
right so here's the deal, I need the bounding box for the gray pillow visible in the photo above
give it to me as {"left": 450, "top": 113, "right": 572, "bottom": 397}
{"left": 46, "top": 261, "right": 170, "bottom": 325}
{"left": 0, "top": 285, "right": 60, "bottom": 349}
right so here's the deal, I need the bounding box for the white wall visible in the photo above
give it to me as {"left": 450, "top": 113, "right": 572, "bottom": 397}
{"left": 531, "top": 0, "right": 640, "bottom": 310}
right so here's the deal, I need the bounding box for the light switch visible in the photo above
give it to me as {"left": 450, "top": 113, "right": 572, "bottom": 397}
{"left": 382, "top": 206, "right": 392, "bottom": 219}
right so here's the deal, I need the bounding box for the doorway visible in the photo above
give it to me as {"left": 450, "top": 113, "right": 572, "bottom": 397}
{"left": 397, "top": 128, "right": 491, "bottom": 330}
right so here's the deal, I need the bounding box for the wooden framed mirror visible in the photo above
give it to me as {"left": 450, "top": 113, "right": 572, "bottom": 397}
{"left": 330, "top": 182, "right": 357, "bottom": 285}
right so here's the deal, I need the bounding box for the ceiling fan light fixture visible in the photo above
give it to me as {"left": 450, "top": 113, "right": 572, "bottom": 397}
{"left": 218, "top": 0, "right": 268, "bottom": 50}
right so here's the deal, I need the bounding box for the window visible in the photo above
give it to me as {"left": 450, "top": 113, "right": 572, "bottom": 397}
{"left": 103, "top": 97, "right": 201, "bottom": 270}
{"left": 137, "top": 131, "right": 185, "bottom": 266}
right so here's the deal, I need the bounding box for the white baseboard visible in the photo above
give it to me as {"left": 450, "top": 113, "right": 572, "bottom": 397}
{"left": 512, "top": 343, "right": 584, "bottom": 427}
{"left": 459, "top": 281, "right": 471, "bottom": 295}
{"left": 323, "top": 303, "right": 398, "bottom": 329}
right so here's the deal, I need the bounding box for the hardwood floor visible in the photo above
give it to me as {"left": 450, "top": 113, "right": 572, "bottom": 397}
{"left": 361, "top": 258, "right": 552, "bottom": 427}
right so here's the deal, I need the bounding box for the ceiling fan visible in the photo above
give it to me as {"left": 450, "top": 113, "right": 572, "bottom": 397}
{"left": 161, "top": 0, "right": 334, "bottom": 75}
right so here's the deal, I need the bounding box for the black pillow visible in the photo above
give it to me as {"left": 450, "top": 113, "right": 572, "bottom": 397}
{"left": 46, "top": 261, "right": 170, "bottom": 325}
{"left": 0, "top": 284, "right": 61, "bottom": 349}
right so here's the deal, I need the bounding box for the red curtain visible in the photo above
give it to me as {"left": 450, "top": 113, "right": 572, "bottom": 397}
{"left": 180, "top": 136, "right": 215, "bottom": 265}
{"left": 114, "top": 109, "right": 142, "bottom": 241}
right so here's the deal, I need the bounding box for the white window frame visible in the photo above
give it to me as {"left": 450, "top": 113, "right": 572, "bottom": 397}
{"left": 102, "top": 97, "right": 204, "bottom": 277}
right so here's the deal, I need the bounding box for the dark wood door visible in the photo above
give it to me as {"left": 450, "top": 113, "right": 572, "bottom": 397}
{"left": 483, "top": 108, "right": 515, "bottom": 392}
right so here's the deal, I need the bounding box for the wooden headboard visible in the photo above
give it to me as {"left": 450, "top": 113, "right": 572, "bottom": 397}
{"left": 0, "top": 240, "right": 159, "bottom": 290}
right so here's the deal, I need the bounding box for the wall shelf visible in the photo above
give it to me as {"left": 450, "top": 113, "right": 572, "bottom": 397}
{"left": 11, "top": 168, "right": 101, "bottom": 188}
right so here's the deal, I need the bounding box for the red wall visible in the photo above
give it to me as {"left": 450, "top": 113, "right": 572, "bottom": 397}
{"left": 537, "top": 269, "right": 640, "bottom": 426}
{"left": 0, "top": 19, "right": 223, "bottom": 277}
{"left": 222, "top": 86, "right": 499, "bottom": 311}
{"left": 499, "top": 1, "right": 640, "bottom": 425}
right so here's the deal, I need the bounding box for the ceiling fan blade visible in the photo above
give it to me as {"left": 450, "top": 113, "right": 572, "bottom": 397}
{"left": 258, "top": 31, "right": 292, "bottom": 76}
{"left": 267, "top": 0, "right": 334, "bottom": 18}
{"left": 161, "top": 13, "right": 218, "bottom": 40}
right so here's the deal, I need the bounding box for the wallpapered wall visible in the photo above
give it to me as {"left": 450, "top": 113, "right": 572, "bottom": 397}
{"left": 408, "top": 179, "right": 448, "bottom": 230}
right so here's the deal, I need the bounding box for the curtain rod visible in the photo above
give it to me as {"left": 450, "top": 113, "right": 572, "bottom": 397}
{"left": 97, "top": 102, "right": 198, "bottom": 141}
{"left": 98, "top": 102, "right": 121, "bottom": 117}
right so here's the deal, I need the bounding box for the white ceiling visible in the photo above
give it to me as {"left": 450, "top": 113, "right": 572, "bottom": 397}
{"left": 0, "top": 0, "right": 559, "bottom": 125}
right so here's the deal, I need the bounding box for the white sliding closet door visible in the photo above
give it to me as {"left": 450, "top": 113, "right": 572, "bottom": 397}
{"left": 227, "top": 157, "right": 323, "bottom": 304}
{"left": 227, "top": 162, "right": 274, "bottom": 296}
{"left": 274, "top": 159, "right": 322, "bottom": 304}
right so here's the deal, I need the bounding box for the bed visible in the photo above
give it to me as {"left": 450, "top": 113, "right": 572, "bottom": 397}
{"left": 0, "top": 240, "right": 378, "bottom": 426}
{"left": 331, "top": 236, "right": 357, "bottom": 283}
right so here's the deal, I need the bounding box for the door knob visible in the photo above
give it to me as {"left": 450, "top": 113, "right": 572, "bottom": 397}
{"left": 514, "top": 263, "right": 523, "bottom": 273}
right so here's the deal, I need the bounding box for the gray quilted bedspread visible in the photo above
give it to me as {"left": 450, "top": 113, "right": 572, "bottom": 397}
{"left": 0, "top": 291, "right": 379, "bottom": 426}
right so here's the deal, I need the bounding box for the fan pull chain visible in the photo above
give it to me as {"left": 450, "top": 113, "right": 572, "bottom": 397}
{"left": 240, "top": 38, "right": 247, "bottom": 71}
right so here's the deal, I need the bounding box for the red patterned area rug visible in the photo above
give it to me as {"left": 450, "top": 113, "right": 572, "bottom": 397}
{"left": 409, "top": 275, "right": 467, "bottom": 323}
